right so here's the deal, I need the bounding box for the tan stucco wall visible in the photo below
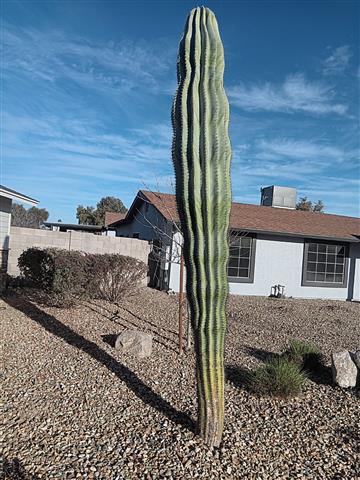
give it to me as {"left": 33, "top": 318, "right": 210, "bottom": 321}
{"left": 8, "top": 226, "right": 150, "bottom": 276}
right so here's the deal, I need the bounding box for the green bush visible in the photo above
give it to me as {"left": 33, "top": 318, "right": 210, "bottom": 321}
{"left": 86, "top": 253, "right": 147, "bottom": 303}
{"left": 17, "top": 248, "right": 148, "bottom": 307}
{"left": 18, "top": 247, "right": 88, "bottom": 307}
{"left": 283, "top": 339, "right": 324, "bottom": 373}
{"left": 249, "top": 356, "right": 306, "bottom": 398}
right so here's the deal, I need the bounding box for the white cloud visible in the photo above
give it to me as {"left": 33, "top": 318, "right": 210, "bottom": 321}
{"left": 228, "top": 73, "right": 347, "bottom": 115}
{"left": 256, "top": 139, "right": 346, "bottom": 161}
{"left": 323, "top": 46, "right": 352, "bottom": 75}
{"left": 3, "top": 23, "right": 174, "bottom": 96}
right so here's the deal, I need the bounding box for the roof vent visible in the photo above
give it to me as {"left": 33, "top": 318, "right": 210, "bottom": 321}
{"left": 261, "top": 186, "right": 297, "bottom": 209}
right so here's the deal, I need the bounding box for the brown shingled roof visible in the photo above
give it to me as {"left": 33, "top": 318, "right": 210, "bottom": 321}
{"left": 104, "top": 211, "right": 126, "bottom": 227}
{"left": 140, "top": 190, "right": 360, "bottom": 242}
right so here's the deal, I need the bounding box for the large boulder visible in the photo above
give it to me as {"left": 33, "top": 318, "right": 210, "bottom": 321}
{"left": 115, "top": 330, "right": 152, "bottom": 358}
{"left": 331, "top": 351, "right": 358, "bottom": 388}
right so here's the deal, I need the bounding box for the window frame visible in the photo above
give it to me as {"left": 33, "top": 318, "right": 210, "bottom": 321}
{"left": 227, "top": 232, "right": 257, "bottom": 284}
{"left": 301, "top": 239, "right": 349, "bottom": 288}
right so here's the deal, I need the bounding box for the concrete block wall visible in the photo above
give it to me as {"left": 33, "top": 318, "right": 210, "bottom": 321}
{"left": 8, "top": 227, "right": 151, "bottom": 276}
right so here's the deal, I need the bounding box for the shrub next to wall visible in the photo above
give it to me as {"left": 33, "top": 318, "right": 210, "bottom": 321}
{"left": 87, "top": 253, "right": 148, "bottom": 303}
{"left": 17, "top": 247, "right": 148, "bottom": 307}
{"left": 18, "top": 248, "right": 88, "bottom": 307}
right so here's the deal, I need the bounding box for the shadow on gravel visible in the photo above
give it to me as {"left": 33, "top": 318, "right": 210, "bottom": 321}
{"left": 5, "top": 296, "right": 195, "bottom": 433}
{"left": 101, "top": 333, "right": 118, "bottom": 347}
{"left": 1, "top": 458, "right": 39, "bottom": 480}
{"left": 85, "top": 301, "right": 179, "bottom": 353}
{"left": 242, "top": 345, "right": 279, "bottom": 362}
{"left": 225, "top": 365, "right": 251, "bottom": 390}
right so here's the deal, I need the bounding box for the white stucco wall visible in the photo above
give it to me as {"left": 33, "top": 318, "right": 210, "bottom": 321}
{"left": 349, "top": 242, "right": 360, "bottom": 301}
{"left": 0, "top": 196, "right": 12, "bottom": 250}
{"left": 168, "top": 232, "right": 359, "bottom": 301}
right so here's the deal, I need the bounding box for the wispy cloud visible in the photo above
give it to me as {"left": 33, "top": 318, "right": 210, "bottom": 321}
{"left": 323, "top": 46, "right": 352, "bottom": 75}
{"left": 228, "top": 73, "right": 347, "bottom": 115}
{"left": 256, "top": 138, "right": 348, "bottom": 162}
{"left": 3, "top": 23, "right": 174, "bottom": 98}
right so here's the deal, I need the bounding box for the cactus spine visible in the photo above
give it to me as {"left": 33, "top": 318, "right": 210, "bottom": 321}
{"left": 172, "top": 7, "right": 232, "bottom": 447}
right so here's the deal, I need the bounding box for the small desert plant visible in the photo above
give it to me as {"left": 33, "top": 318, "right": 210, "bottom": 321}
{"left": 86, "top": 253, "right": 147, "bottom": 303}
{"left": 249, "top": 356, "right": 306, "bottom": 398}
{"left": 284, "top": 339, "right": 324, "bottom": 373}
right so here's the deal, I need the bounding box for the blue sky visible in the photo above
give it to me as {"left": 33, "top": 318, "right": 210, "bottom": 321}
{"left": 2, "top": 0, "right": 359, "bottom": 221}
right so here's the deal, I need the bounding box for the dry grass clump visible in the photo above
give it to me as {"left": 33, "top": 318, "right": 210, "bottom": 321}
{"left": 248, "top": 356, "right": 307, "bottom": 398}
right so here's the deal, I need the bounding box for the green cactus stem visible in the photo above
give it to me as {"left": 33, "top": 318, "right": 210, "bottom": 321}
{"left": 172, "top": 6, "right": 232, "bottom": 447}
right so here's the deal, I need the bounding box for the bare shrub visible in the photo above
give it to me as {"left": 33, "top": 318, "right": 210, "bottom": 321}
{"left": 87, "top": 254, "right": 147, "bottom": 303}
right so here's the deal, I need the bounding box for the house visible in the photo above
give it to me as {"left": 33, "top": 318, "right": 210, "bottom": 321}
{"left": 0, "top": 185, "right": 39, "bottom": 290}
{"left": 109, "top": 186, "right": 360, "bottom": 301}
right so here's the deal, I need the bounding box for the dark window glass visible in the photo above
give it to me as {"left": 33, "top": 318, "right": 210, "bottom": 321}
{"left": 228, "top": 267, "right": 238, "bottom": 277}
{"left": 228, "top": 235, "right": 254, "bottom": 279}
{"left": 239, "top": 258, "right": 249, "bottom": 268}
{"left": 308, "top": 262, "right": 316, "bottom": 272}
{"left": 304, "top": 242, "right": 347, "bottom": 285}
{"left": 318, "top": 253, "right": 326, "bottom": 262}
{"left": 241, "top": 237, "right": 252, "bottom": 248}
{"left": 308, "top": 243, "right": 317, "bottom": 252}
{"left": 238, "top": 268, "right": 248, "bottom": 277}
{"left": 316, "top": 272, "right": 325, "bottom": 281}
{"left": 317, "top": 263, "right": 326, "bottom": 273}
{"left": 326, "top": 263, "right": 335, "bottom": 273}
{"left": 228, "top": 257, "right": 238, "bottom": 268}
{"left": 240, "top": 247, "right": 250, "bottom": 257}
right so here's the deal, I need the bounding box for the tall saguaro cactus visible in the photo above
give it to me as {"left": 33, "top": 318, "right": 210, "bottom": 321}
{"left": 172, "top": 7, "right": 232, "bottom": 447}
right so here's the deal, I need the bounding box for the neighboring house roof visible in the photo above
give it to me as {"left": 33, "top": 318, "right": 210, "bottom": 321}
{"left": 0, "top": 185, "right": 38, "bottom": 206}
{"left": 104, "top": 211, "right": 126, "bottom": 227}
{"left": 114, "top": 190, "right": 360, "bottom": 243}
{"left": 43, "top": 222, "right": 103, "bottom": 232}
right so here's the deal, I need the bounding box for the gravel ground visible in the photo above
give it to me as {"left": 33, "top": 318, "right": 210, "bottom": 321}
{"left": 1, "top": 288, "right": 359, "bottom": 479}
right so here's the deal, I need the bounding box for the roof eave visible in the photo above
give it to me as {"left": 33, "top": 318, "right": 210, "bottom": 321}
{"left": 0, "top": 186, "right": 39, "bottom": 206}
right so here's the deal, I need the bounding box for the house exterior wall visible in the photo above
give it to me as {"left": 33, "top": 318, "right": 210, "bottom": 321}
{"left": 348, "top": 242, "right": 360, "bottom": 301}
{"left": 8, "top": 226, "right": 151, "bottom": 276}
{"left": 115, "top": 202, "right": 171, "bottom": 243}
{"left": 168, "top": 232, "right": 359, "bottom": 301}
{"left": 0, "top": 196, "right": 12, "bottom": 251}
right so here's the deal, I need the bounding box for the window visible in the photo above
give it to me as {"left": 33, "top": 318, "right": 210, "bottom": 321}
{"left": 302, "top": 241, "right": 348, "bottom": 287}
{"left": 228, "top": 233, "right": 256, "bottom": 283}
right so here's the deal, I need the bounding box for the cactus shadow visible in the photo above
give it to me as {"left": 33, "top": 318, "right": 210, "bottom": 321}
{"left": 4, "top": 296, "right": 195, "bottom": 433}
{"left": 2, "top": 457, "right": 39, "bottom": 479}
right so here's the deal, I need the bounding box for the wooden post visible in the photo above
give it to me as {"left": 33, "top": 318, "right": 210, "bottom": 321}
{"left": 178, "top": 251, "right": 184, "bottom": 354}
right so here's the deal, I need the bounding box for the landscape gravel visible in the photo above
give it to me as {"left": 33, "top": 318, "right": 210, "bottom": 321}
{"left": 1, "top": 289, "right": 359, "bottom": 479}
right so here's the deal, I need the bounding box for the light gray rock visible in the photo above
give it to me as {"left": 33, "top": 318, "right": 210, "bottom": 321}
{"left": 331, "top": 351, "right": 358, "bottom": 388}
{"left": 115, "top": 330, "right": 152, "bottom": 358}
